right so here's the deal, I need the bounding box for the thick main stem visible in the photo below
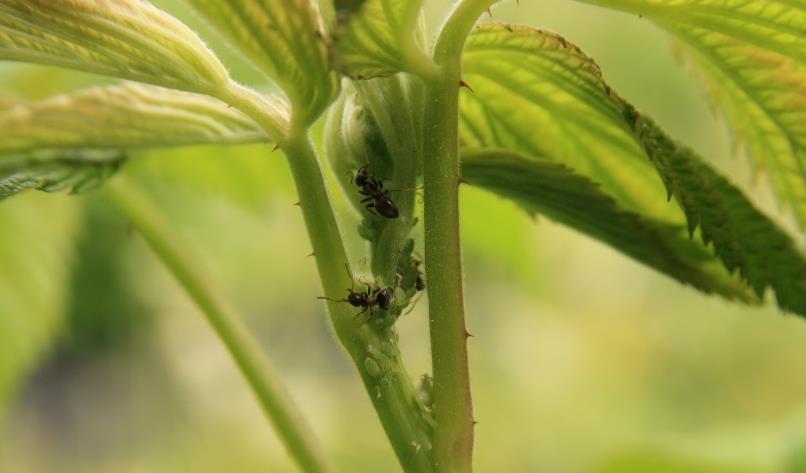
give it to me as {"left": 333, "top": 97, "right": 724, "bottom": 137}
{"left": 423, "top": 1, "right": 496, "bottom": 471}
{"left": 105, "top": 178, "right": 333, "bottom": 473}
{"left": 422, "top": 73, "right": 473, "bottom": 473}
{"left": 220, "top": 82, "right": 434, "bottom": 473}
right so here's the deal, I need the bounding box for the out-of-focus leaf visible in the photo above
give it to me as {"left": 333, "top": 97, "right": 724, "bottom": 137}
{"left": 0, "top": 149, "right": 125, "bottom": 200}
{"left": 331, "top": 0, "right": 429, "bottom": 79}
{"left": 598, "top": 449, "right": 762, "bottom": 473}
{"left": 0, "top": 83, "right": 276, "bottom": 152}
{"left": 572, "top": 0, "right": 804, "bottom": 62}
{"left": 572, "top": 0, "right": 806, "bottom": 228}
{"left": 460, "top": 24, "right": 806, "bottom": 315}
{"left": 461, "top": 148, "right": 751, "bottom": 301}
{"left": 62, "top": 195, "right": 149, "bottom": 356}
{"left": 0, "top": 0, "right": 229, "bottom": 94}
{"left": 0, "top": 192, "right": 80, "bottom": 413}
{"left": 184, "top": 0, "right": 338, "bottom": 123}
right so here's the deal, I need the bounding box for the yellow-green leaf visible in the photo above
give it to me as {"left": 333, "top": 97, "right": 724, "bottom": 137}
{"left": 0, "top": 0, "right": 229, "bottom": 93}
{"left": 573, "top": 0, "right": 806, "bottom": 227}
{"left": 461, "top": 24, "right": 806, "bottom": 315}
{"left": 184, "top": 0, "right": 339, "bottom": 124}
{"left": 461, "top": 148, "right": 752, "bottom": 301}
{"left": 0, "top": 149, "right": 125, "bottom": 200}
{"left": 0, "top": 82, "right": 279, "bottom": 151}
{"left": 331, "top": 0, "right": 431, "bottom": 79}
{"left": 461, "top": 24, "right": 674, "bottom": 218}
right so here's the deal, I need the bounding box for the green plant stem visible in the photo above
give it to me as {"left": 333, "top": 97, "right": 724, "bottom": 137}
{"left": 421, "top": 1, "right": 496, "bottom": 472}
{"left": 354, "top": 78, "right": 421, "bottom": 284}
{"left": 280, "top": 134, "right": 435, "bottom": 473}
{"left": 422, "top": 74, "right": 473, "bottom": 473}
{"left": 104, "top": 177, "right": 333, "bottom": 473}
{"left": 221, "top": 81, "right": 435, "bottom": 473}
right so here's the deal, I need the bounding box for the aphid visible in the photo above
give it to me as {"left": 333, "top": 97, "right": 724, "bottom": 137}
{"left": 318, "top": 265, "right": 394, "bottom": 319}
{"left": 354, "top": 164, "right": 399, "bottom": 219}
{"left": 412, "top": 253, "right": 426, "bottom": 291}
{"left": 415, "top": 274, "right": 426, "bottom": 292}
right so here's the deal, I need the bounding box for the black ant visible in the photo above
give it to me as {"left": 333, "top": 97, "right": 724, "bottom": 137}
{"left": 353, "top": 164, "right": 399, "bottom": 219}
{"left": 319, "top": 265, "right": 394, "bottom": 319}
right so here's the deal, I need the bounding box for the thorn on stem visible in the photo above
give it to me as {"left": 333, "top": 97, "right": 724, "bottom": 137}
{"left": 457, "top": 177, "right": 469, "bottom": 186}
{"left": 272, "top": 144, "right": 281, "bottom": 152}
{"left": 293, "top": 201, "right": 300, "bottom": 207}
{"left": 464, "top": 329, "right": 474, "bottom": 339}
{"left": 458, "top": 80, "right": 474, "bottom": 93}
{"left": 306, "top": 251, "right": 315, "bottom": 258}
{"left": 484, "top": 7, "right": 492, "bottom": 17}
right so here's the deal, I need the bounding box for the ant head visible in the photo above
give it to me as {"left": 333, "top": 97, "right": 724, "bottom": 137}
{"left": 354, "top": 164, "right": 369, "bottom": 187}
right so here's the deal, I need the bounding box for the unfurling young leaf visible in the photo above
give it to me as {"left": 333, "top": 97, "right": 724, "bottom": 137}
{"left": 0, "top": 82, "right": 276, "bottom": 152}
{"left": 184, "top": 0, "right": 339, "bottom": 124}
{"left": 330, "top": 0, "right": 431, "bottom": 79}
{"left": 0, "top": 0, "right": 229, "bottom": 93}
{"left": 460, "top": 24, "right": 806, "bottom": 315}
{"left": 0, "top": 149, "right": 125, "bottom": 201}
{"left": 572, "top": 0, "right": 806, "bottom": 228}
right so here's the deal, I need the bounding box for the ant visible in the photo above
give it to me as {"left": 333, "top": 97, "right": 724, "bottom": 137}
{"left": 353, "top": 164, "right": 399, "bottom": 219}
{"left": 319, "top": 265, "right": 394, "bottom": 319}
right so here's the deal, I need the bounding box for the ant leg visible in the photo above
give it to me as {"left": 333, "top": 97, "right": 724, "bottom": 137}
{"left": 354, "top": 306, "right": 369, "bottom": 320}
{"left": 360, "top": 196, "right": 373, "bottom": 203}
{"left": 404, "top": 294, "right": 422, "bottom": 315}
{"left": 357, "top": 277, "right": 373, "bottom": 290}
{"left": 365, "top": 203, "right": 378, "bottom": 216}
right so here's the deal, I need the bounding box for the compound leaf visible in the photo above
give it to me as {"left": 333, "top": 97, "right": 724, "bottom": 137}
{"left": 462, "top": 148, "right": 752, "bottom": 301}
{"left": 573, "top": 0, "right": 806, "bottom": 228}
{"left": 461, "top": 24, "right": 806, "bottom": 315}
{"left": 628, "top": 109, "right": 806, "bottom": 313}
{"left": 184, "top": 0, "right": 339, "bottom": 124}
{"left": 331, "top": 0, "right": 430, "bottom": 79}
{"left": 0, "top": 0, "right": 230, "bottom": 94}
{"left": 0, "top": 82, "right": 278, "bottom": 152}
{"left": 0, "top": 149, "right": 125, "bottom": 201}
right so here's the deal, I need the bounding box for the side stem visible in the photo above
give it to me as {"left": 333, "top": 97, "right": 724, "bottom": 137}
{"left": 219, "top": 81, "right": 435, "bottom": 473}
{"left": 105, "top": 177, "right": 334, "bottom": 473}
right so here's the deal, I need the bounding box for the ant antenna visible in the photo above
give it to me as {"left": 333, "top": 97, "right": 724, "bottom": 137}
{"left": 404, "top": 294, "right": 423, "bottom": 315}
{"left": 388, "top": 185, "right": 424, "bottom": 193}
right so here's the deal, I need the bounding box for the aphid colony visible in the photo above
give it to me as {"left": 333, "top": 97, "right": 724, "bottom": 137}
{"left": 321, "top": 165, "right": 425, "bottom": 323}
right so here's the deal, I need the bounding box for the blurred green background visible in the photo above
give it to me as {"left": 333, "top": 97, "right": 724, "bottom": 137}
{"left": 2, "top": 1, "right": 806, "bottom": 472}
